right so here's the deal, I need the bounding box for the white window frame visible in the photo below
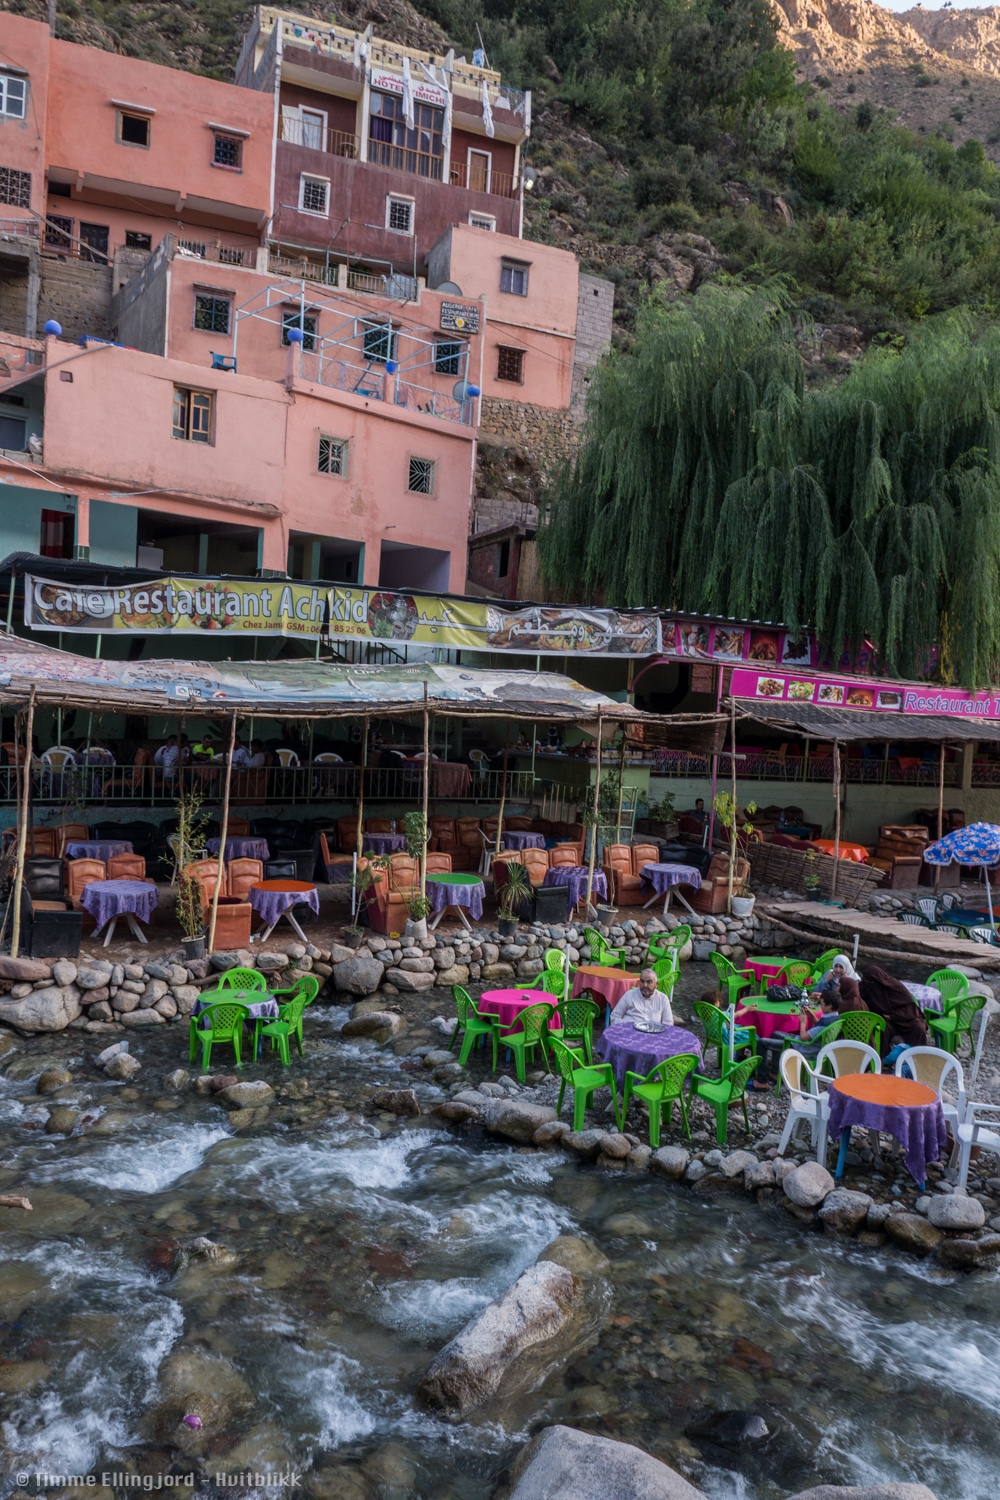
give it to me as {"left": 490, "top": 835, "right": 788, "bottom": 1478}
{"left": 467, "top": 147, "right": 492, "bottom": 194}
{"left": 469, "top": 212, "right": 496, "bottom": 231}
{"left": 298, "top": 173, "right": 330, "bottom": 216}
{"left": 0, "top": 74, "right": 27, "bottom": 121}
{"left": 385, "top": 193, "right": 414, "bottom": 236}
{"left": 500, "top": 259, "right": 530, "bottom": 296}
{"left": 407, "top": 456, "right": 436, "bottom": 496}
{"left": 318, "top": 434, "right": 349, "bottom": 477}
{"left": 300, "top": 106, "right": 327, "bottom": 151}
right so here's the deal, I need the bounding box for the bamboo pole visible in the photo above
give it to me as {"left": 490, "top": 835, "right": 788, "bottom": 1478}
{"left": 352, "top": 716, "right": 368, "bottom": 919}
{"left": 207, "top": 711, "right": 237, "bottom": 954}
{"left": 421, "top": 684, "right": 429, "bottom": 902}
{"left": 615, "top": 729, "right": 626, "bottom": 843}
{"left": 831, "top": 739, "right": 842, "bottom": 897}
{"left": 10, "top": 689, "right": 36, "bottom": 960}
{"left": 585, "top": 710, "right": 604, "bottom": 917}
{"left": 727, "top": 696, "right": 737, "bottom": 914}
{"left": 935, "top": 742, "right": 946, "bottom": 893}
{"left": 494, "top": 720, "right": 511, "bottom": 859}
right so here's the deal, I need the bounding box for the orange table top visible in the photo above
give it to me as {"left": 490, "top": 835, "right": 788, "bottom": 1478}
{"left": 812, "top": 840, "right": 869, "bottom": 863}
{"left": 251, "top": 878, "right": 316, "bottom": 892}
{"left": 574, "top": 965, "right": 640, "bottom": 982}
{"left": 830, "top": 1074, "right": 936, "bottom": 1108}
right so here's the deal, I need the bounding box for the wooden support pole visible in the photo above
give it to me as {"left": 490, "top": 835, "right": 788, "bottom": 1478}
{"left": 421, "top": 684, "right": 430, "bottom": 901}
{"left": 727, "top": 696, "right": 737, "bottom": 914}
{"left": 354, "top": 716, "right": 368, "bottom": 918}
{"left": 615, "top": 729, "right": 626, "bottom": 841}
{"left": 494, "top": 721, "right": 511, "bottom": 859}
{"left": 935, "top": 742, "right": 946, "bottom": 893}
{"left": 10, "top": 689, "right": 36, "bottom": 960}
{"left": 207, "top": 711, "right": 237, "bottom": 954}
{"left": 831, "top": 739, "right": 842, "bottom": 897}
{"left": 585, "top": 710, "right": 604, "bottom": 916}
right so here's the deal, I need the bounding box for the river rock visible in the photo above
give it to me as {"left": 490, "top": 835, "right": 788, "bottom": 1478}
{"left": 561, "top": 1128, "right": 605, "bottom": 1159}
{"left": 112, "top": 991, "right": 140, "bottom": 1013}
{"left": 686, "top": 1410, "right": 769, "bottom": 1447}
{"left": 172, "top": 986, "right": 200, "bottom": 1015}
{"left": 163, "top": 1068, "right": 188, "bottom": 1090}
{"left": 51, "top": 959, "right": 78, "bottom": 987}
{"left": 385, "top": 967, "right": 435, "bottom": 992}
{"left": 436, "top": 964, "right": 471, "bottom": 987}
{"left": 0, "top": 1360, "right": 51, "bottom": 1393}
{"left": 533, "top": 1120, "right": 571, "bottom": 1146}
{"left": 218, "top": 1081, "right": 275, "bottom": 1109}
{"left": 720, "top": 1150, "right": 757, "bottom": 1177}
{"left": 482, "top": 1099, "right": 557, "bottom": 1144}
{"left": 480, "top": 963, "right": 516, "bottom": 983}
{"left": 537, "top": 1235, "right": 612, "bottom": 1277}
{"left": 431, "top": 1100, "right": 481, "bottom": 1123}
{"left": 746, "top": 1161, "right": 775, "bottom": 1190}
{"left": 120, "top": 1008, "right": 166, "bottom": 1027}
{"left": 0, "top": 985, "right": 81, "bottom": 1032}
{"left": 651, "top": 1145, "right": 690, "bottom": 1179}
{"left": 45, "top": 1107, "right": 78, "bottom": 1135}
{"left": 76, "top": 964, "right": 112, "bottom": 990}
{"left": 333, "top": 956, "right": 384, "bottom": 995}
{"left": 818, "top": 1189, "right": 873, "bottom": 1234}
{"left": 926, "top": 1195, "right": 986, "bottom": 1231}
{"left": 787, "top": 1487, "right": 940, "bottom": 1499}
{"left": 372, "top": 1087, "right": 421, "bottom": 1117}
{"left": 105, "top": 1052, "right": 142, "bottom": 1081}
{"left": 416, "top": 1261, "right": 582, "bottom": 1415}
{"left": 341, "top": 1011, "right": 403, "bottom": 1042}
{"left": 884, "top": 1212, "right": 943, "bottom": 1255}
{"left": 783, "top": 1161, "right": 835, "bottom": 1208}
{"left": 0, "top": 956, "right": 50, "bottom": 982}
{"left": 154, "top": 1347, "right": 255, "bottom": 1442}
{"left": 36, "top": 1067, "right": 73, "bottom": 1094}
{"left": 504, "top": 1424, "right": 710, "bottom": 1500}
{"left": 88, "top": 1000, "right": 113, "bottom": 1022}
{"left": 597, "top": 1133, "right": 631, "bottom": 1159}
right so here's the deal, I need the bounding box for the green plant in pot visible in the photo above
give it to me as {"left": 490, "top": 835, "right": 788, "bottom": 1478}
{"left": 713, "top": 792, "right": 757, "bottom": 915}
{"left": 802, "top": 847, "right": 822, "bottom": 900}
{"left": 497, "top": 861, "right": 533, "bottom": 936}
{"left": 176, "top": 873, "right": 206, "bottom": 959}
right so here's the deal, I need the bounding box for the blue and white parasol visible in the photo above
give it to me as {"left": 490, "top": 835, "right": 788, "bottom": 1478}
{"left": 923, "top": 822, "right": 1000, "bottom": 930}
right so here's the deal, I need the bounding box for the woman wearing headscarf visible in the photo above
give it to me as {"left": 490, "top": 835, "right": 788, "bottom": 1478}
{"left": 812, "top": 952, "right": 862, "bottom": 999}
{"left": 858, "top": 965, "right": 928, "bottom": 1055}
{"left": 791, "top": 975, "right": 868, "bottom": 1059}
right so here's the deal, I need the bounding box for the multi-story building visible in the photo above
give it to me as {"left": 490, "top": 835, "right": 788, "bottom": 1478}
{"left": 0, "top": 7, "right": 612, "bottom": 594}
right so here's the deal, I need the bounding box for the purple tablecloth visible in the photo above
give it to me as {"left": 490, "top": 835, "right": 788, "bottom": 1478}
{"left": 325, "top": 861, "right": 356, "bottom": 885}
{"left": 65, "top": 840, "right": 133, "bottom": 862}
{"left": 207, "top": 836, "right": 270, "bottom": 862}
{"left": 595, "top": 1022, "right": 703, "bottom": 1092}
{"left": 248, "top": 883, "right": 320, "bottom": 927}
{"left": 828, "top": 1084, "right": 947, "bottom": 1184}
{"left": 502, "top": 832, "right": 545, "bottom": 850}
{"left": 193, "top": 994, "right": 279, "bottom": 1027}
{"left": 640, "top": 862, "right": 703, "bottom": 895}
{"left": 543, "top": 866, "right": 609, "bottom": 909}
{"left": 363, "top": 833, "right": 407, "bottom": 854}
{"left": 79, "top": 879, "right": 158, "bottom": 930}
{"left": 427, "top": 876, "right": 485, "bottom": 920}
{"left": 905, "top": 982, "right": 942, "bottom": 1014}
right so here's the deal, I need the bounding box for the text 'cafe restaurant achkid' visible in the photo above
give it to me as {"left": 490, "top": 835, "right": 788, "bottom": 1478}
{"left": 7, "top": 555, "right": 1000, "bottom": 849}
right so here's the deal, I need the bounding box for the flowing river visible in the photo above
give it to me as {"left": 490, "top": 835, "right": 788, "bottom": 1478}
{"left": 1, "top": 995, "right": 999, "bottom": 1500}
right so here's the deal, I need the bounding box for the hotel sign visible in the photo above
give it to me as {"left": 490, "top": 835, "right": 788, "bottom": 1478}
{"left": 24, "top": 574, "right": 324, "bottom": 639}
{"left": 440, "top": 301, "right": 480, "bottom": 334}
{"left": 368, "top": 67, "right": 449, "bottom": 109}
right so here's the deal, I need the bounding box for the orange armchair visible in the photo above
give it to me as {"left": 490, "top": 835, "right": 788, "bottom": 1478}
{"left": 106, "top": 852, "right": 153, "bottom": 883}
{"left": 228, "top": 857, "right": 264, "bottom": 901}
{"left": 337, "top": 816, "right": 359, "bottom": 852}
{"left": 66, "top": 857, "right": 106, "bottom": 912}
{"left": 522, "top": 847, "right": 550, "bottom": 888}
{"left": 425, "top": 852, "right": 453, "bottom": 875}
{"left": 603, "top": 844, "right": 644, "bottom": 906}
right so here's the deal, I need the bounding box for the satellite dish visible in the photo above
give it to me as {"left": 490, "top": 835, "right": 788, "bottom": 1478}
{"left": 434, "top": 281, "right": 463, "bottom": 295}
{"left": 453, "top": 380, "right": 481, "bottom": 401}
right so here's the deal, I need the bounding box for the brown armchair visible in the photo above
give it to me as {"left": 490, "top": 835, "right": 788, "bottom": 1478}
{"left": 228, "top": 857, "right": 264, "bottom": 901}
{"left": 106, "top": 852, "right": 152, "bottom": 883}
{"left": 602, "top": 844, "right": 644, "bottom": 906}
{"left": 522, "top": 847, "right": 550, "bottom": 888}
{"left": 367, "top": 819, "right": 393, "bottom": 834}
{"left": 550, "top": 846, "right": 579, "bottom": 868}
{"left": 65, "top": 857, "right": 106, "bottom": 913}
{"left": 870, "top": 825, "right": 928, "bottom": 889}
{"left": 689, "top": 853, "right": 749, "bottom": 914}
{"left": 425, "top": 852, "right": 453, "bottom": 875}
{"left": 337, "top": 816, "right": 360, "bottom": 852}
{"left": 428, "top": 816, "right": 456, "bottom": 851}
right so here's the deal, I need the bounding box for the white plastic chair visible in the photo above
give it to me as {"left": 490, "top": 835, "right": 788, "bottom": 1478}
{"left": 968, "top": 926, "right": 1000, "bottom": 946}
{"left": 955, "top": 1103, "right": 1000, "bottom": 1189}
{"left": 814, "top": 1038, "right": 882, "bottom": 1083}
{"left": 894, "top": 1046, "right": 967, "bottom": 1135}
{"left": 166, "top": 833, "right": 185, "bottom": 887}
{"left": 777, "top": 1050, "right": 830, "bottom": 1164}
{"left": 40, "top": 746, "right": 77, "bottom": 796}
{"left": 276, "top": 748, "right": 300, "bottom": 768}
{"left": 477, "top": 828, "right": 493, "bottom": 877}
{"left": 314, "top": 752, "right": 343, "bottom": 763}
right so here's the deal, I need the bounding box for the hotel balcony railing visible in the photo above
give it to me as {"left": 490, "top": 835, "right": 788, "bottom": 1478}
{"left": 448, "top": 160, "right": 518, "bottom": 199}
{"left": 651, "top": 749, "right": 960, "bottom": 788}
{"left": 278, "top": 115, "right": 518, "bottom": 198}
{"left": 297, "top": 351, "right": 474, "bottom": 425}
{"left": 278, "top": 115, "right": 361, "bottom": 158}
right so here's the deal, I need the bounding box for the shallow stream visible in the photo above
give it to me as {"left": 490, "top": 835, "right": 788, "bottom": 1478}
{"left": 0, "top": 999, "right": 998, "bottom": 1499}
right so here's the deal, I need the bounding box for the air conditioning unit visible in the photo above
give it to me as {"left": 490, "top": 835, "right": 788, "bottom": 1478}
{"left": 136, "top": 545, "right": 164, "bottom": 568}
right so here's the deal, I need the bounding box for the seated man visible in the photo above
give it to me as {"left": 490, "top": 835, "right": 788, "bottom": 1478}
{"left": 611, "top": 968, "right": 674, "bottom": 1027}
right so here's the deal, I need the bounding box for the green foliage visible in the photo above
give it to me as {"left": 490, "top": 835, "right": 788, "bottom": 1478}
{"left": 540, "top": 286, "right": 1000, "bottom": 687}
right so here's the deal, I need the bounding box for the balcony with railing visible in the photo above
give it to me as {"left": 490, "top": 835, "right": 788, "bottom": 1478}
{"left": 652, "top": 748, "right": 960, "bottom": 788}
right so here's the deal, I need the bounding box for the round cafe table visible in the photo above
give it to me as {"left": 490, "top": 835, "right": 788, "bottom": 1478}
{"left": 501, "top": 832, "right": 546, "bottom": 851}
{"left": 735, "top": 997, "right": 820, "bottom": 1040}
{"left": 639, "top": 862, "right": 702, "bottom": 917}
{"left": 479, "top": 988, "right": 562, "bottom": 1030}
{"left": 571, "top": 965, "right": 640, "bottom": 1018}
{"left": 743, "top": 956, "right": 792, "bottom": 985}
{"left": 829, "top": 1073, "right": 947, "bottom": 1186}
{"left": 79, "top": 878, "right": 158, "bottom": 947}
{"left": 426, "top": 872, "right": 485, "bottom": 931}
{"left": 596, "top": 1022, "right": 703, "bottom": 1093}
{"left": 905, "top": 981, "right": 942, "bottom": 1014}
{"left": 65, "top": 839, "right": 134, "bottom": 862}
{"left": 248, "top": 879, "right": 319, "bottom": 942}
{"left": 362, "top": 833, "right": 407, "bottom": 855}
{"left": 207, "top": 835, "right": 270, "bottom": 862}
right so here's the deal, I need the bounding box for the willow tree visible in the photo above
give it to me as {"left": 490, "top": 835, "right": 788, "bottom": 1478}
{"left": 539, "top": 288, "right": 1000, "bottom": 686}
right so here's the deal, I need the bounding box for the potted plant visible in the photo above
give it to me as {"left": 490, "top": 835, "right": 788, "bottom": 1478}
{"left": 713, "top": 792, "right": 757, "bottom": 915}
{"left": 176, "top": 874, "right": 206, "bottom": 960}
{"left": 403, "top": 893, "right": 432, "bottom": 941}
{"left": 730, "top": 878, "right": 755, "bottom": 920}
{"left": 645, "top": 791, "right": 678, "bottom": 842}
{"left": 802, "top": 848, "right": 822, "bottom": 900}
{"left": 497, "top": 861, "right": 532, "bottom": 937}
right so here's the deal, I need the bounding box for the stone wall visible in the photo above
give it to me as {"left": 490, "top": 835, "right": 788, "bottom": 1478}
{"left": 478, "top": 395, "right": 578, "bottom": 469}
{"left": 38, "top": 256, "right": 113, "bottom": 343}
{"left": 571, "top": 272, "right": 614, "bottom": 421}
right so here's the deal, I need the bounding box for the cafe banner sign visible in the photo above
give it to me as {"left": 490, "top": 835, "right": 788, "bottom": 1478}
{"left": 731, "top": 665, "right": 1000, "bottom": 719}
{"left": 25, "top": 574, "right": 325, "bottom": 639}
{"left": 328, "top": 587, "right": 662, "bottom": 657}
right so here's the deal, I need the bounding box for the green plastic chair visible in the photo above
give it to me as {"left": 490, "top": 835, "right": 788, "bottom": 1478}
{"left": 513, "top": 970, "right": 565, "bottom": 996}
{"left": 262, "top": 975, "right": 320, "bottom": 1055}
{"left": 927, "top": 969, "right": 970, "bottom": 1010}
{"left": 448, "top": 984, "right": 500, "bottom": 1069}
{"left": 693, "top": 1000, "right": 756, "bottom": 1073}
{"left": 836, "top": 1010, "right": 885, "bottom": 1048}
{"left": 549, "top": 1035, "right": 617, "bottom": 1131}
{"left": 709, "top": 952, "right": 752, "bottom": 1008}
{"left": 584, "top": 927, "right": 625, "bottom": 968}
{"left": 619, "top": 1052, "right": 698, "bottom": 1145}
{"left": 651, "top": 955, "right": 679, "bottom": 990}
{"left": 544, "top": 947, "right": 575, "bottom": 977}
{"left": 928, "top": 993, "right": 986, "bottom": 1055}
{"left": 189, "top": 1000, "right": 249, "bottom": 1071}
{"left": 546, "top": 995, "right": 600, "bottom": 1065}
{"left": 499, "top": 1001, "right": 554, "bottom": 1081}
{"left": 647, "top": 926, "right": 691, "bottom": 964}
{"left": 272, "top": 973, "right": 320, "bottom": 1006}
{"left": 810, "top": 948, "right": 841, "bottom": 980}
{"left": 782, "top": 959, "right": 814, "bottom": 990}
{"left": 219, "top": 968, "right": 267, "bottom": 991}
{"left": 689, "top": 1053, "right": 761, "bottom": 1144}
{"left": 257, "top": 992, "right": 309, "bottom": 1066}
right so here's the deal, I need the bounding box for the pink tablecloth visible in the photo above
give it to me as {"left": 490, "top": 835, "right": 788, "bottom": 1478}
{"left": 478, "top": 988, "right": 561, "bottom": 1030}
{"left": 743, "top": 957, "right": 790, "bottom": 984}
{"left": 570, "top": 965, "right": 640, "bottom": 1013}
{"left": 735, "top": 1002, "right": 820, "bottom": 1040}
{"left": 432, "top": 762, "right": 472, "bottom": 797}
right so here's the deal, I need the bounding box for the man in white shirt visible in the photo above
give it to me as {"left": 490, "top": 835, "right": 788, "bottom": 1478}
{"left": 230, "top": 736, "right": 251, "bottom": 768}
{"left": 611, "top": 968, "right": 674, "bottom": 1027}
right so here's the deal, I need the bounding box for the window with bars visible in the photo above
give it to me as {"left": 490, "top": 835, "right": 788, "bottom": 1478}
{"left": 213, "top": 133, "right": 243, "bottom": 169}
{"left": 281, "top": 308, "right": 317, "bottom": 351}
{"left": 470, "top": 213, "right": 495, "bottom": 231}
{"left": 362, "top": 322, "right": 398, "bottom": 365}
{"left": 496, "top": 345, "right": 524, "bottom": 383}
{"left": 368, "top": 91, "right": 444, "bottom": 177}
{"left": 434, "top": 340, "right": 462, "bottom": 376}
{"left": 0, "top": 167, "right": 30, "bottom": 209}
{"left": 299, "top": 175, "right": 329, "bottom": 215}
{"left": 408, "top": 457, "right": 435, "bottom": 494}
{"left": 318, "top": 436, "right": 347, "bottom": 476}
{"left": 386, "top": 196, "right": 413, "bottom": 234}
{"left": 218, "top": 246, "right": 246, "bottom": 265}
{"left": 79, "top": 223, "right": 109, "bottom": 263}
{"left": 178, "top": 239, "right": 207, "bottom": 258}
{"left": 193, "top": 292, "right": 231, "bottom": 334}
{"left": 125, "top": 230, "right": 151, "bottom": 250}
{"left": 118, "top": 112, "right": 150, "bottom": 148}
{"left": 500, "top": 259, "right": 529, "bottom": 296}
{"left": 45, "top": 214, "right": 73, "bottom": 251}
{"left": 172, "top": 387, "right": 213, "bottom": 443}
{"left": 0, "top": 75, "right": 26, "bottom": 120}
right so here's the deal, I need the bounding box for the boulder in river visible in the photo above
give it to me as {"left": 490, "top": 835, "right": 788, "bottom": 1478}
{"left": 481, "top": 1098, "right": 557, "bottom": 1144}
{"left": 786, "top": 1486, "right": 941, "bottom": 1499}
{"left": 926, "top": 1195, "right": 985, "bottom": 1231}
{"left": 0, "top": 985, "right": 81, "bottom": 1032}
{"left": 685, "top": 1409, "right": 770, "bottom": 1447}
{"left": 341, "top": 1011, "right": 404, "bottom": 1042}
{"left": 372, "top": 1087, "right": 421, "bottom": 1117}
{"left": 333, "top": 956, "right": 384, "bottom": 994}
{"left": 782, "top": 1161, "right": 835, "bottom": 1208}
{"left": 217, "top": 1081, "right": 274, "bottom": 1109}
{"left": 504, "top": 1424, "right": 710, "bottom": 1499}
{"left": 416, "top": 1260, "right": 583, "bottom": 1416}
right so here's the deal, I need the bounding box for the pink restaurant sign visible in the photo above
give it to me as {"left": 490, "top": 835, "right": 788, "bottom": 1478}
{"left": 730, "top": 667, "right": 1000, "bottom": 721}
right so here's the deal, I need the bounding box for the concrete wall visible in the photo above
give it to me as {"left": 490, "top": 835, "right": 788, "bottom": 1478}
{"left": 0, "top": 14, "right": 51, "bottom": 223}
{"left": 90, "top": 498, "right": 137, "bottom": 566}
{"left": 111, "top": 238, "right": 170, "bottom": 355}
{"left": 0, "top": 482, "right": 74, "bottom": 557}
{"left": 37, "top": 257, "right": 113, "bottom": 342}
{"left": 571, "top": 273, "right": 614, "bottom": 422}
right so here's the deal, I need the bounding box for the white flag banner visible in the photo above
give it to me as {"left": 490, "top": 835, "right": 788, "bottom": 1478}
{"left": 402, "top": 56, "right": 415, "bottom": 130}
{"left": 481, "top": 79, "right": 494, "bottom": 138}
